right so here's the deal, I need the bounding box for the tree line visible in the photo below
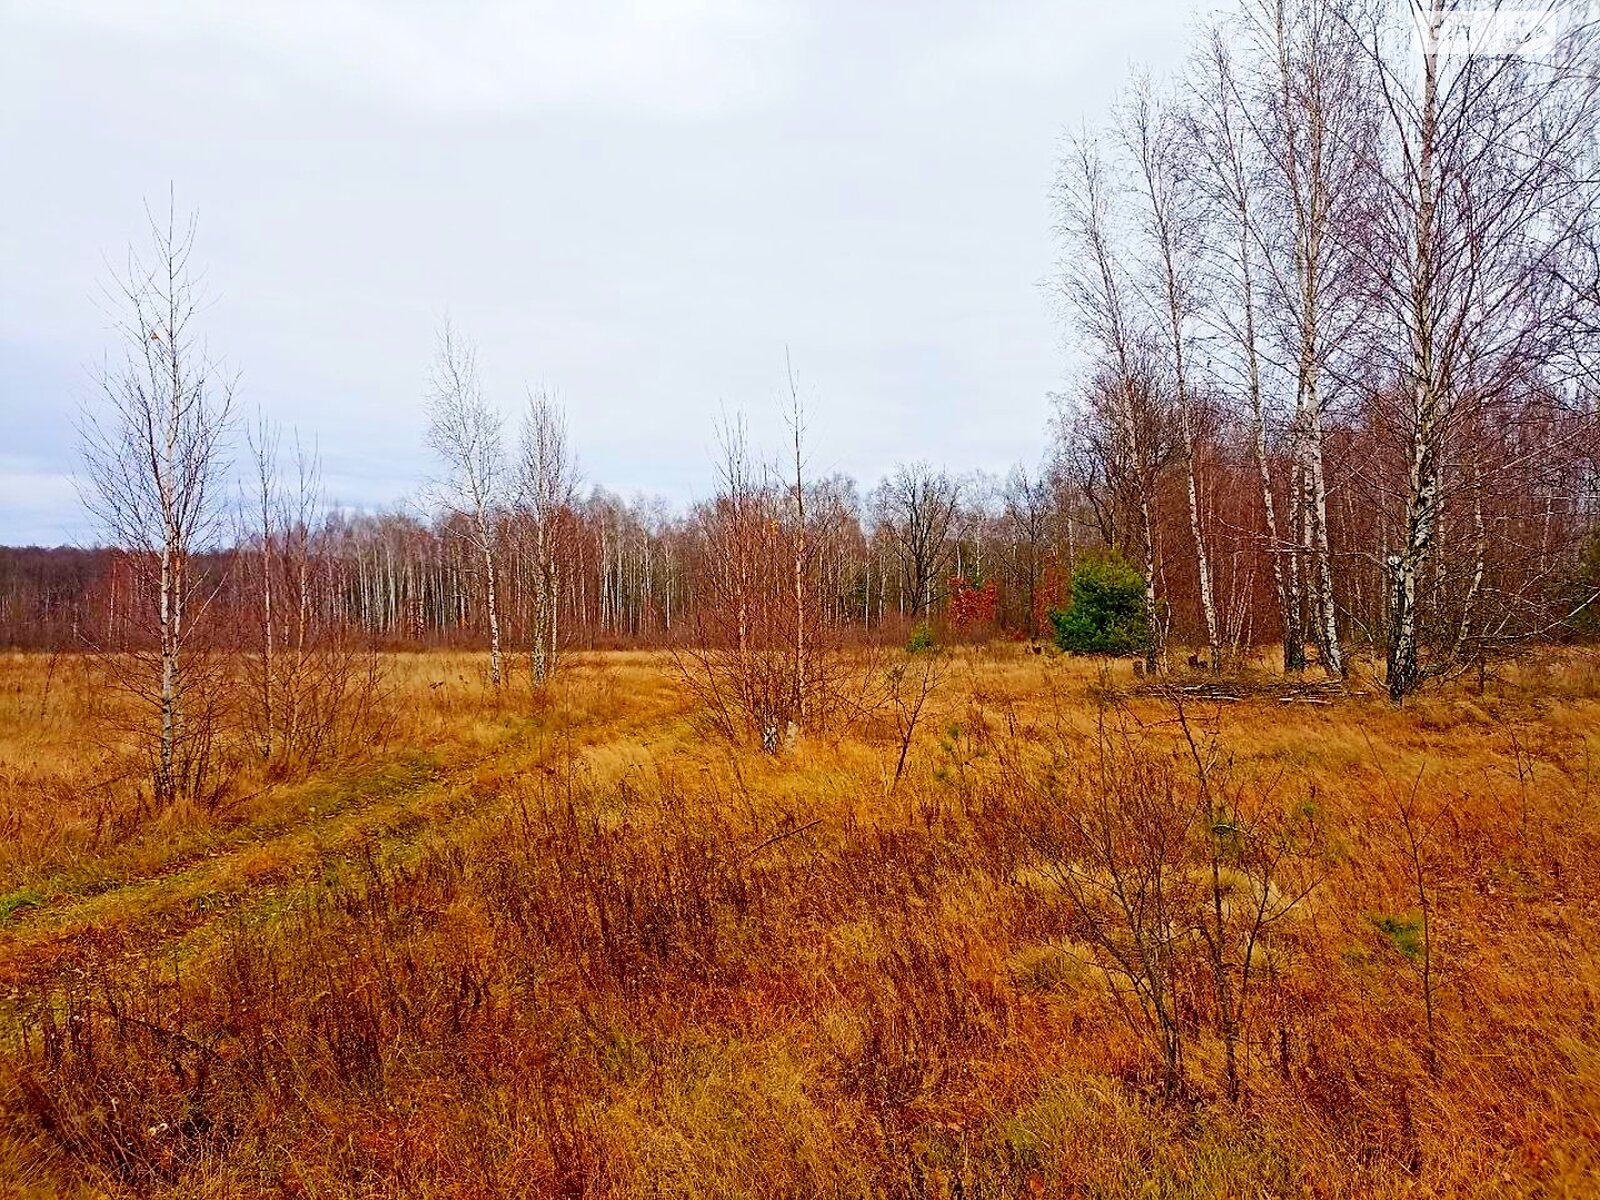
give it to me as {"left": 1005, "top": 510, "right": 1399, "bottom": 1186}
{"left": 4, "top": 455, "right": 1071, "bottom": 653}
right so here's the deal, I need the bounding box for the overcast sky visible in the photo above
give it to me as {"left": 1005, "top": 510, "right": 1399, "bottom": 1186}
{"left": 0, "top": 0, "right": 1203, "bottom": 546}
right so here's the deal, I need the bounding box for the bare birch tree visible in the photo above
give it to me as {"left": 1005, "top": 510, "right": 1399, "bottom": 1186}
{"left": 241, "top": 424, "right": 388, "bottom": 770}
{"left": 677, "top": 417, "right": 786, "bottom": 747}
{"left": 1188, "top": 27, "right": 1305, "bottom": 672}
{"left": 245, "top": 414, "right": 281, "bottom": 760}
{"left": 517, "top": 388, "right": 578, "bottom": 686}
{"left": 1124, "top": 84, "right": 1224, "bottom": 670}
{"left": 79, "top": 201, "right": 235, "bottom": 805}
{"left": 1055, "top": 133, "right": 1168, "bottom": 673}
{"left": 426, "top": 323, "right": 507, "bottom": 688}
{"left": 1352, "top": 0, "right": 1599, "bottom": 699}
{"left": 785, "top": 355, "right": 811, "bottom": 723}
{"left": 1245, "top": 0, "right": 1374, "bottom": 678}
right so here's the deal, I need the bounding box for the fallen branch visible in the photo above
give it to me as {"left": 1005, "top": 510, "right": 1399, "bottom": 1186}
{"left": 738, "top": 818, "right": 823, "bottom": 864}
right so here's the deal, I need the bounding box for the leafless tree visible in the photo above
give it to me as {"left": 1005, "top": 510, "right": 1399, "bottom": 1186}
{"left": 1037, "top": 715, "right": 1199, "bottom": 1095}
{"left": 872, "top": 462, "right": 962, "bottom": 625}
{"left": 1171, "top": 700, "right": 1322, "bottom": 1100}
{"left": 517, "top": 388, "right": 578, "bottom": 686}
{"left": 240, "top": 425, "right": 391, "bottom": 773}
{"left": 1003, "top": 463, "right": 1054, "bottom": 638}
{"left": 1054, "top": 133, "right": 1169, "bottom": 672}
{"left": 1349, "top": 1, "right": 1600, "bottom": 699}
{"left": 245, "top": 414, "right": 281, "bottom": 760}
{"left": 677, "top": 417, "right": 795, "bottom": 749}
{"left": 1250, "top": 0, "right": 1375, "bottom": 679}
{"left": 1187, "top": 27, "right": 1305, "bottom": 672}
{"left": 1124, "top": 84, "right": 1224, "bottom": 671}
{"left": 675, "top": 405, "right": 871, "bottom": 751}
{"left": 426, "top": 322, "right": 507, "bottom": 688}
{"left": 886, "top": 649, "right": 942, "bottom": 790}
{"left": 785, "top": 355, "right": 811, "bottom": 723}
{"left": 78, "top": 200, "right": 236, "bottom": 805}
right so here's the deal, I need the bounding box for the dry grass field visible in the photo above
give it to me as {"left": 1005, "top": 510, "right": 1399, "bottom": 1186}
{"left": 0, "top": 647, "right": 1597, "bottom": 1197}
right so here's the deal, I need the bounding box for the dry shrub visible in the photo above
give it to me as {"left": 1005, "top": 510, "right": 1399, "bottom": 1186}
{"left": 672, "top": 422, "right": 878, "bottom": 754}
{"left": 241, "top": 633, "right": 396, "bottom": 782}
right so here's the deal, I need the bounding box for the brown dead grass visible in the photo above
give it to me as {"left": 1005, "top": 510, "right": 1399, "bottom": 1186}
{"left": 0, "top": 646, "right": 1596, "bottom": 1197}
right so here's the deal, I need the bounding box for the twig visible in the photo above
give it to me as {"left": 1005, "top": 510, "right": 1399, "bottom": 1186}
{"left": 738, "top": 817, "right": 822, "bottom": 864}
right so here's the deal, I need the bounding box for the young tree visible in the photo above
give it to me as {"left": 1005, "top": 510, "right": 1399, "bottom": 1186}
{"left": 241, "top": 426, "right": 389, "bottom": 773}
{"left": 517, "top": 388, "right": 578, "bottom": 686}
{"left": 785, "top": 357, "right": 811, "bottom": 723}
{"left": 1188, "top": 28, "right": 1305, "bottom": 672}
{"left": 426, "top": 323, "right": 508, "bottom": 688}
{"left": 676, "top": 403, "right": 866, "bottom": 751}
{"left": 1245, "top": 0, "right": 1372, "bottom": 678}
{"left": 1054, "top": 133, "right": 1169, "bottom": 673}
{"left": 1124, "top": 85, "right": 1223, "bottom": 671}
{"left": 677, "top": 417, "right": 791, "bottom": 748}
{"left": 1050, "top": 552, "right": 1152, "bottom": 657}
{"left": 245, "top": 414, "right": 282, "bottom": 760}
{"left": 79, "top": 201, "right": 235, "bottom": 804}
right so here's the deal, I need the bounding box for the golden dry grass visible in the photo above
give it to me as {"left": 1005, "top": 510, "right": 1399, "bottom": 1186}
{"left": 0, "top": 646, "right": 1597, "bottom": 1197}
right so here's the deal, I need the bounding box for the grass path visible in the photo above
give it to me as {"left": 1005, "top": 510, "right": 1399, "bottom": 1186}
{"left": 0, "top": 659, "right": 695, "bottom": 995}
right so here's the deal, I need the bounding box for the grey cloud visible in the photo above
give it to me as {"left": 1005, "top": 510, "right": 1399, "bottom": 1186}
{"left": 0, "top": 0, "right": 1201, "bottom": 544}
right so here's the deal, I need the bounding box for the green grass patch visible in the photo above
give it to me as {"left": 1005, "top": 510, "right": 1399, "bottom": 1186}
{"left": 0, "top": 887, "right": 43, "bottom": 924}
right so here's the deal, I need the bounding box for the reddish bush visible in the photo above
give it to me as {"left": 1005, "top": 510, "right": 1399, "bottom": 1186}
{"left": 947, "top": 576, "right": 999, "bottom": 635}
